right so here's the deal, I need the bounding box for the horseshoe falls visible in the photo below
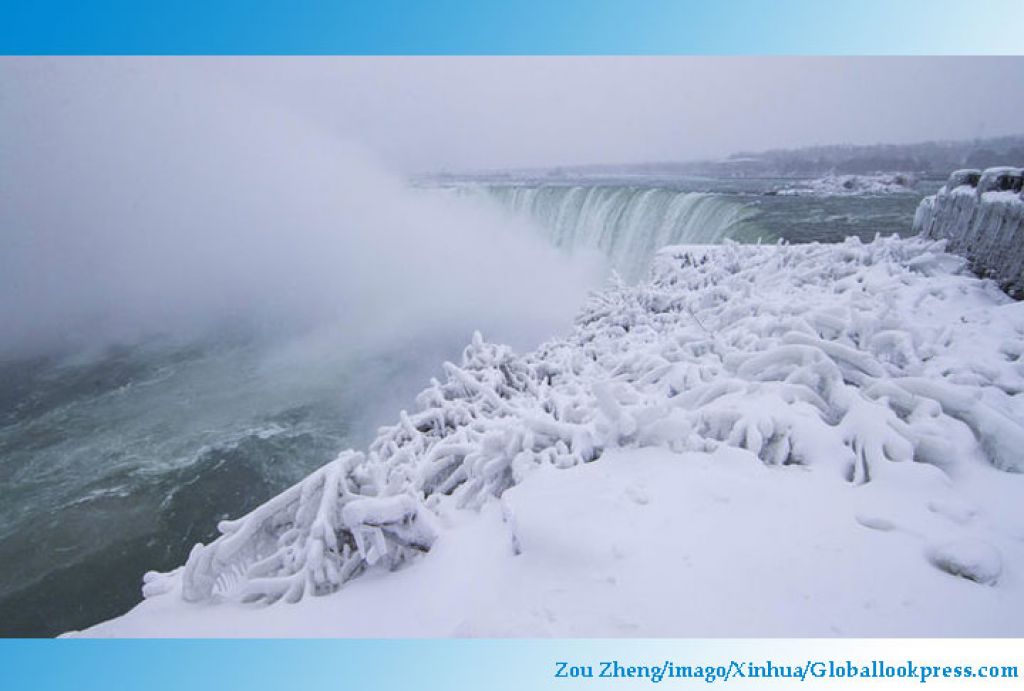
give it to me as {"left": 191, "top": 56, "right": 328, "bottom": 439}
{"left": 467, "top": 185, "right": 760, "bottom": 280}
{"left": 445, "top": 179, "right": 927, "bottom": 280}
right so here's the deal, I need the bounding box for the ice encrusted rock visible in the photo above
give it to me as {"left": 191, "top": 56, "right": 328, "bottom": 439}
{"left": 914, "top": 166, "right": 1024, "bottom": 297}
{"left": 149, "top": 235, "right": 1024, "bottom": 605}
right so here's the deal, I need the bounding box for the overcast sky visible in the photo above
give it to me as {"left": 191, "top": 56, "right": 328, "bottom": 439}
{"left": 4, "top": 56, "right": 1023, "bottom": 173}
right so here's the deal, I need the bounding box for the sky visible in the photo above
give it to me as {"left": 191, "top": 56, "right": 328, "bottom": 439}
{"left": 3, "top": 56, "right": 1023, "bottom": 173}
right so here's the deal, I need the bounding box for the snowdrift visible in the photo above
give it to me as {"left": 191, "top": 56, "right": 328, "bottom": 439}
{"left": 79, "top": 235, "right": 1024, "bottom": 636}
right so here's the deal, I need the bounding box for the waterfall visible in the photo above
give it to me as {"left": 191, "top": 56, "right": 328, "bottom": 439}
{"left": 456, "top": 184, "right": 759, "bottom": 280}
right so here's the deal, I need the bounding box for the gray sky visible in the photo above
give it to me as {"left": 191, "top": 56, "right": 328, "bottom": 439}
{"left": 4, "top": 56, "right": 1023, "bottom": 173}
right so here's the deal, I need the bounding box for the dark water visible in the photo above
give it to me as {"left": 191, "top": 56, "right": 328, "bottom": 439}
{"left": 0, "top": 176, "right": 934, "bottom": 636}
{"left": 739, "top": 191, "right": 932, "bottom": 244}
{"left": 0, "top": 332, "right": 458, "bottom": 636}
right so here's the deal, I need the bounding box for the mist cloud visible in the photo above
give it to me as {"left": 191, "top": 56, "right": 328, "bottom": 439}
{"left": 0, "top": 59, "right": 601, "bottom": 358}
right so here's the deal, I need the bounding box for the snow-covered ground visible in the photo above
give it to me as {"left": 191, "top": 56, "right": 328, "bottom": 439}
{"left": 76, "top": 235, "right": 1024, "bottom": 637}
{"left": 776, "top": 173, "right": 916, "bottom": 196}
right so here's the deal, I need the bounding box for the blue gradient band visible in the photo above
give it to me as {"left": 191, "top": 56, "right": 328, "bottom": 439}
{"left": 3, "top": 639, "right": 1023, "bottom": 690}
{"left": 2, "top": 0, "right": 1023, "bottom": 54}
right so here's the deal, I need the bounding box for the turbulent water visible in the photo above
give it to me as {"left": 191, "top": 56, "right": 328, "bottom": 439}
{"left": 0, "top": 333, "right": 460, "bottom": 635}
{"left": 0, "top": 175, "right": 935, "bottom": 636}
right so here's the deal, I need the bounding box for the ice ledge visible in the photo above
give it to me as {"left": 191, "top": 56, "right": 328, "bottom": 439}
{"left": 914, "top": 166, "right": 1024, "bottom": 297}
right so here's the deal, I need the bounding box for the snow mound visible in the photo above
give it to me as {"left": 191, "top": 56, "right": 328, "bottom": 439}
{"left": 775, "top": 173, "right": 917, "bottom": 197}
{"left": 927, "top": 539, "right": 1003, "bottom": 586}
{"left": 115, "top": 235, "right": 1024, "bottom": 632}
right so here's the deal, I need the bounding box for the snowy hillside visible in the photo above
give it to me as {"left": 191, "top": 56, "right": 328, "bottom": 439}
{"left": 77, "top": 235, "right": 1024, "bottom": 637}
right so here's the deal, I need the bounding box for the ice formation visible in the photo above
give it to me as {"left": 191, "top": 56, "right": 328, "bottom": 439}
{"left": 776, "top": 173, "right": 916, "bottom": 196}
{"left": 914, "top": 166, "right": 1024, "bottom": 297}
{"left": 141, "top": 234, "right": 1024, "bottom": 610}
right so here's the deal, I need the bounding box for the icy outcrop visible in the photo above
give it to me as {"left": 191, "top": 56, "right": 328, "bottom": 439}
{"left": 145, "top": 236, "right": 1024, "bottom": 607}
{"left": 776, "top": 173, "right": 916, "bottom": 197}
{"left": 914, "top": 167, "right": 1024, "bottom": 297}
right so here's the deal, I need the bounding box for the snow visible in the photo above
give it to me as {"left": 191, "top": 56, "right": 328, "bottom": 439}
{"left": 928, "top": 539, "right": 1003, "bottom": 586}
{"left": 775, "top": 173, "right": 916, "bottom": 196}
{"left": 73, "top": 234, "right": 1024, "bottom": 637}
{"left": 77, "top": 445, "right": 1024, "bottom": 637}
{"left": 978, "top": 167, "right": 1024, "bottom": 194}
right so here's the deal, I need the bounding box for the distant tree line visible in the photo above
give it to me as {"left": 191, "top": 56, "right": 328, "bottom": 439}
{"left": 536, "top": 135, "right": 1024, "bottom": 180}
{"left": 720, "top": 136, "right": 1024, "bottom": 178}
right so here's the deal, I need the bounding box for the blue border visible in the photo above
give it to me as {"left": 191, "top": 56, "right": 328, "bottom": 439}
{"left": 1, "top": 0, "right": 1022, "bottom": 55}
{"left": 3, "top": 639, "right": 1022, "bottom": 690}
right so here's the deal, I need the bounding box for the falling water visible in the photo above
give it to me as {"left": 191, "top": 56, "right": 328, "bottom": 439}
{"left": 461, "top": 184, "right": 761, "bottom": 280}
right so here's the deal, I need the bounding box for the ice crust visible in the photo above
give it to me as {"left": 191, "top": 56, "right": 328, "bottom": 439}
{"left": 123, "top": 234, "right": 1024, "bottom": 628}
